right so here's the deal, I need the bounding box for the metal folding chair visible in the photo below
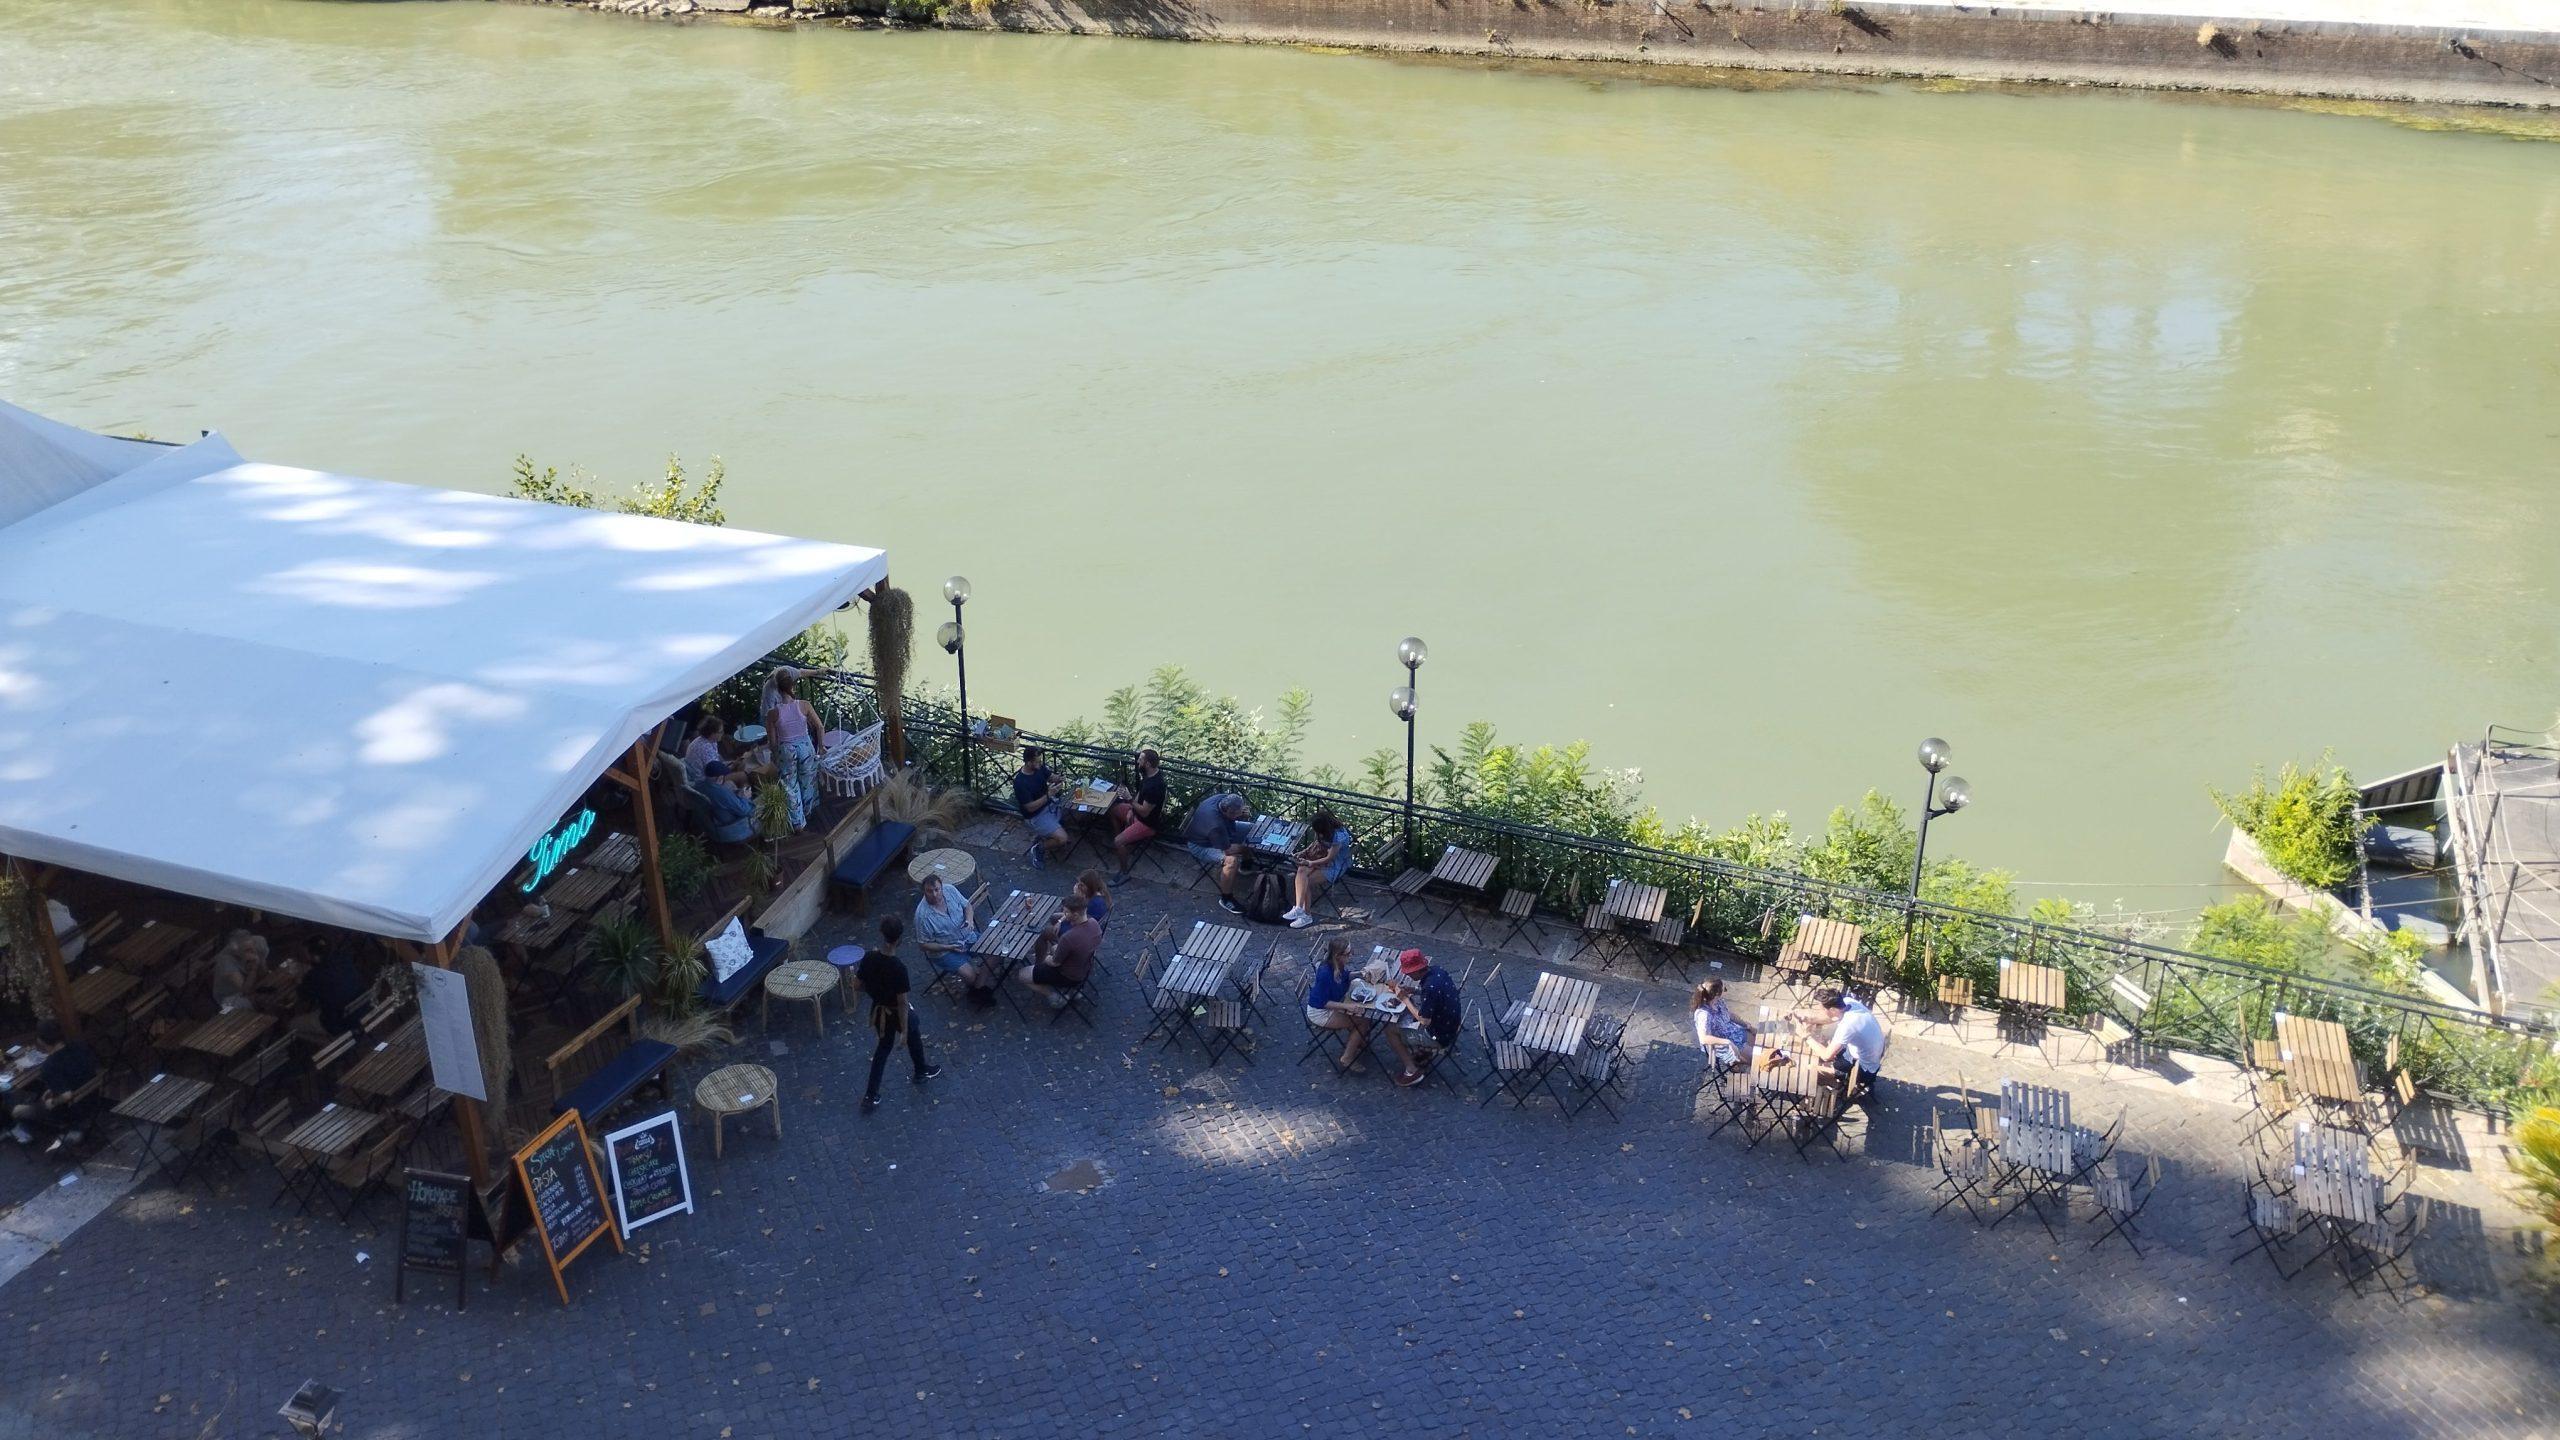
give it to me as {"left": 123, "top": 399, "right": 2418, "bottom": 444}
{"left": 1928, "top": 1112, "right": 1996, "bottom": 1224}
{"left": 1563, "top": 1042, "right": 1621, "bottom": 1121}
{"left": 2228, "top": 1166, "right": 2307, "bottom": 1279}
{"left": 1477, "top": 1018, "right": 1563, "bottom": 1113}
{"left": 1701, "top": 1062, "right": 1761, "bottom": 1143}
{"left": 1493, "top": 887, "right": 1543, "bottom": 952}
{"left": 2086, "top": 1153, "right": 2161, "bottom": 1256}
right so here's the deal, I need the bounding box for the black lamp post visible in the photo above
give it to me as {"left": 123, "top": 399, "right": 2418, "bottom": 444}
{"left": 1909, "top": 736, "right": 1973, "bottom": 913}
{"left": 1391, "top": 636, "right": 1426, "bottom": 859}
{"left": 939, "top": 576, "right": 971, "bottom": 791}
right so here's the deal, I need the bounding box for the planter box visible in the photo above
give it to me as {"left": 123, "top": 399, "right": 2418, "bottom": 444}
{"left": 752, "top": 790, "right": 882, "bottom": 940}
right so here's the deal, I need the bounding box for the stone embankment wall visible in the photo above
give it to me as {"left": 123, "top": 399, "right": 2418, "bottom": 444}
{"left": 590, "top": 0, "right": 2560, "bottom": 109}
{"left": 945, "top": 0, "right": 2558, "bottom": 107}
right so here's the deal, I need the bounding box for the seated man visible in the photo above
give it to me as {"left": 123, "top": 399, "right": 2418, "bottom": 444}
{"left": 296, "top": 942, "right": 368, "bottom": 1041}
{"left": 1020, "top": 886, "right": 1103, "bottom": 1008}
{"left": 1105, "top": 748, "right": 1169, "bottom": 886}
{"left": 1014, "top": 746, "right": 1069, "bottom": 871}
{"left": 693, "top": 761, "right": 759, "bottom": 845}
{"left": 8, "top": 1020, "right": 99, "bottom": 1150}
{"left": 912, "top": 873, "right": 995, "bottom": 1004}
{"left": 1391, "top": 948, "right": 1463, "bottom": 1087}
{"left": 1796, "top": 989, "right": 1888, "bottom": 1103}
{"left": 1179, "top": 792, "right": 1252, "bottom": 915}
{"left": 1283, "top": 809, "right": 1354, "bottom": 930}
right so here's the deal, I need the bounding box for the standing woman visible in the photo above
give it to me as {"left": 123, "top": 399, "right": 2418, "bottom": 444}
{"left": 763, "top": 667, "right": 823, "bottom": 831}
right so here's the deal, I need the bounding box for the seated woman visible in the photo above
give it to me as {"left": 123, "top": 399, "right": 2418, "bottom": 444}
{"left": 1076, "top": 870, "right": 1111, "bottom": 930}
{"left": 1283, "top": 810, "right": 1353, "bottom": 930}
{"left": 683, "top": 713, "right": 729, "bottom": 786}
{"left": 1303, "top": 938, "right": 1377, "bottom": 1073}
{"left": 1690, "top": 978, "right": 1751, "bottom": 1069}
{"left": 210, "top": 930, "right": 273, "bottom": 1014}
{"left": 912, "top": 873, "right": 991, "bottom": 999}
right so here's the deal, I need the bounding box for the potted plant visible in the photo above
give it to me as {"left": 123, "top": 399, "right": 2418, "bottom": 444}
{"left": 583, "top": 909, "right": 663, "bottom": 999}
{"left": 740, "top": 845, "right": 779, "bottom": 897}
{"left": 753, "top": 782, "right": 793, "bottom": 843}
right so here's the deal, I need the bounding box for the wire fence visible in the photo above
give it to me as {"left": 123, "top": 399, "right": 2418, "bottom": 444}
{"left": 800, "top": 671, "right": 2557, "bottom": 1112}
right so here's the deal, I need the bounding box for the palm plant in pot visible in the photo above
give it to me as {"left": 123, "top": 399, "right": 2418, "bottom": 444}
{"left": 584, "top": 909, "right": 664, "bottom": 1000}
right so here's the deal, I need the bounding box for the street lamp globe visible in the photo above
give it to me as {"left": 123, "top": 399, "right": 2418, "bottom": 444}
{"left": 943, "top": 575, "right": 972, "bottom": 607}
{"left": 1389, "top": 685, "right": 1418, "bottom": 722}
{"left": 1940, "top": 776, "right": 1972, "bottom": 813}
{"left": 1917, "top": 736, "right": 1952, "bottom": 774}
{"left": 1397, "top": 636, "right": 1429, "bottom": 672}
{"left": 935, "top": 620, "right": 963, "bottom": 655}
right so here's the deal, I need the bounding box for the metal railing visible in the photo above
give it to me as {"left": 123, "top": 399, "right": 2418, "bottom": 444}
{"left": 798, "top": 671, "right": 2557, "bottom": 1111}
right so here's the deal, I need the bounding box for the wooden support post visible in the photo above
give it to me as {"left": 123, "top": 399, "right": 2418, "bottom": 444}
{"left": 623, "top": 736, "right": 680, "bottom": 959}
{"left": 13, "top": 862, "right": 82, "bottom": 1042}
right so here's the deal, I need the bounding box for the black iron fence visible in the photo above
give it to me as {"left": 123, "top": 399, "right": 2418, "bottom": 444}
{"left": 798, "top": 671, "right": 2556, "bottom": 1111}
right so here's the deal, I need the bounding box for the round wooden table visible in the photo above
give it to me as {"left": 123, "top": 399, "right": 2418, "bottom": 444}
{"left": 907, "top": 847, "right": 976, "bottom": 888}
{"left": 695, "top": 1063, "right": 780, "bottom": 1160}
{"left": 762, "top": 962, "right": 836, "bottom": 1036}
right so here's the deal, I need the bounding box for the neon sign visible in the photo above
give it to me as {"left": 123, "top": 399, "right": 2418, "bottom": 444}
{"left": 522, "top": 808, "right": 598, "bottom": 893}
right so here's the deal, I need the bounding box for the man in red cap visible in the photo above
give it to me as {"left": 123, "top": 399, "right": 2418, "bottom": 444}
{"left": 1387, "top": 949, "right": 1464, "bottom": 1087}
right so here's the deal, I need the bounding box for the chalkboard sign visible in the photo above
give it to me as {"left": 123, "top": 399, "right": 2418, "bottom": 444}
{"left": 604, "top": 1111, "right": 693, "bottom": 1239}
{"left": 511, "top": 1110, "right": 622, "bottom": 1305}
{"left": 395, "top": 1169, "right": 472, "bottom": 1309}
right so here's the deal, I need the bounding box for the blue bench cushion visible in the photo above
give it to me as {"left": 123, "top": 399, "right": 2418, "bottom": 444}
{"left": 698, "top": 928, "right": 790, "bottom": 1010}
{"left": 831, "top": 821, "right": 917, "bottom": 889}
{"left": 553, "top": 1038, "right": 678, "bottom": 1119}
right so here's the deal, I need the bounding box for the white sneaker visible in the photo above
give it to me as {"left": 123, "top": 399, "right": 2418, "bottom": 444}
{"left": 1289, "top": 914, "right": 1314, "bottom": 929}
{"left": 1281, "top": 907, "right": 1306, "bottom": 922}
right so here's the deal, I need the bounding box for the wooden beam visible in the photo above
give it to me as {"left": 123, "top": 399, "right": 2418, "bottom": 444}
{"left": 13, "top": 863, "right": 81, "bottom": 1043}
{"left": 626, "top": 736, "right": 680, "bottom": 960}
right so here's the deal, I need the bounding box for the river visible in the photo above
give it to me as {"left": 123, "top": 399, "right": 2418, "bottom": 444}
{"left": 4, "top": 0, "right": 2556, "bottom": 919}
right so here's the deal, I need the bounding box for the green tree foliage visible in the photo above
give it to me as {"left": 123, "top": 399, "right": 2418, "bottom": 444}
{"left": 508, "top": 453, "right": 726, "bottom": 526}
{"left": 2184, "top": 895, "right": 2334, "bottom": 973}
{"left": 2210, "top": 752, "right": 2370, "bottom": 891}
{"left": 1061, "top": 666, "right": 1318, "bottom": 778}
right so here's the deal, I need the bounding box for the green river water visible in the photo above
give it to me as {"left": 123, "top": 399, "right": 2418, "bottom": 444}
{"left": 4, "top": 0, "right": 2557, "bottom": 916}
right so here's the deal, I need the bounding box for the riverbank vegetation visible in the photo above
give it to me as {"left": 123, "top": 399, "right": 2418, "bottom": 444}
{"left": 2209, "top": 752, "right": 2369, "bottom": 891}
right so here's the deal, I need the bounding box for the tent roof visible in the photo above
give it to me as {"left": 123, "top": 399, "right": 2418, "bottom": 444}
{"left": 0, "top": 400, "right": 886, "bottom": 942}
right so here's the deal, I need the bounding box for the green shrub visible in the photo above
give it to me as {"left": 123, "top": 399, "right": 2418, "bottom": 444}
{"left": 2186, "top": 895, "right": 2332, "bottom": 973}
{"left": 2210, "top": 752, "right": 2369, "bottom": 890}
{"left": 658, "top": 831, "right": 715, "bottom": 904}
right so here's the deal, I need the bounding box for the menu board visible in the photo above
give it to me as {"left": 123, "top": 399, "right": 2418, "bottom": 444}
{"left": 395, "top": 1169, "right": 471, "bottom": 1309}
{"left": 411, "top": 963, "right": 487, "bottom": 1102}
{"left": 603, "top": 1111, "right": 693, "bottom": 1238}
{"left": 511, "top": 1111, "right": 621, "bottom": 1304}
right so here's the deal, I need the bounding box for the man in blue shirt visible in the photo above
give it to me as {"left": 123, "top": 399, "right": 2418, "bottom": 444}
{"left": 693, "top": 762, "right": 758, "bottom": 845}
{"left": 1800, "top": 989, "right": 1888, "bottom": 1102}
{"left": 1013, "top": 746, "right": 1067, "bottom": 871}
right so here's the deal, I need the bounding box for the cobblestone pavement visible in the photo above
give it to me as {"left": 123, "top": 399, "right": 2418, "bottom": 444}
{"left": 3, "top": 836, "right": 2554, "bottom": 1440}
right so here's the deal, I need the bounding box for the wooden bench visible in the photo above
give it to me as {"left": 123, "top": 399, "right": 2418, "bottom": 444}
{"left": 827, "top": 820, "right": 917, "bottom": 913}
{"left": 694, "top": 899, "right": 794, "bottom": 1018}
{"left": 545, "top": 994, "right": 677, "bottom": 1122}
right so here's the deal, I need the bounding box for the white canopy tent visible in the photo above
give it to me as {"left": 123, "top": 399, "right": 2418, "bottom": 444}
{"left": 0, "top": 399, "right": 888, "bottom": 943}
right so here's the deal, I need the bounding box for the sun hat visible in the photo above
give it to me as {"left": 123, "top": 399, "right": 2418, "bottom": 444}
{"left": 1399, "top": 949, "right": 1427, "bottom": 976}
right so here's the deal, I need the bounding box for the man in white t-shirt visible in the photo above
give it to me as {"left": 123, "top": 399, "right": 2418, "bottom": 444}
{"left": 1800, "top": 989, "right": 1888, "bottom": 1102}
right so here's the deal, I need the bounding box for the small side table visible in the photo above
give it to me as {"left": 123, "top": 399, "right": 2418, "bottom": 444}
{"left": 763, "top": 963, "right": 836, "bottom": 1036}
{"left": 695, "top": 1063, "right": 781, "bottom": 1160}
{"left": 826, "top": 945, "right": 867, "bottom": 1007}
{"left": 908, "top": 848, "right": 975, "bottom": 888}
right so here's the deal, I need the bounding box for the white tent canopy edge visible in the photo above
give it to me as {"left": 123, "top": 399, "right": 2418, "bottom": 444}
{"left": 0, "top": 399, "right": 887, "bottom": 942}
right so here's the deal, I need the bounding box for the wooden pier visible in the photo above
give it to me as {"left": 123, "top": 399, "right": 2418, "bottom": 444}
{"left": 2444, "top": 726, "right": 2560, "bottom": 1019}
